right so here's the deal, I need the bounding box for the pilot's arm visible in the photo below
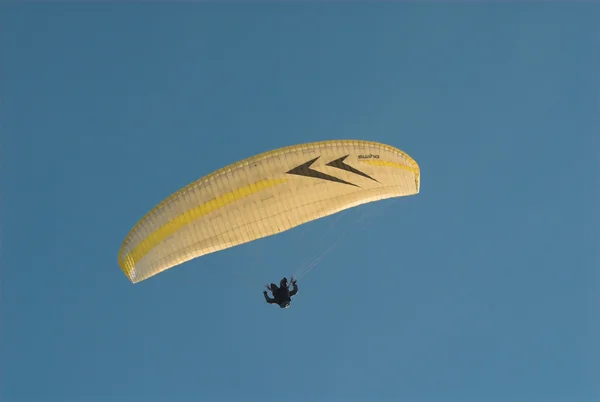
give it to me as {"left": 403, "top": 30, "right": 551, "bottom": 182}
{"left": 263, "top": 291, "right": 276, "bottom": 304}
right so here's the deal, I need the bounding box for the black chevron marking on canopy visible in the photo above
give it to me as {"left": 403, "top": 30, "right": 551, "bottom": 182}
{"left": 286, "top": 156, "right": 359, "bottom": 187}
{"left": 326, "top": 155, "right": 379, "bottom": 183}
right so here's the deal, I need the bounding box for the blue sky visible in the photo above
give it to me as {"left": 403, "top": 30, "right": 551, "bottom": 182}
{"left": 2, "top": 3, "right": 599, "bottom": 402}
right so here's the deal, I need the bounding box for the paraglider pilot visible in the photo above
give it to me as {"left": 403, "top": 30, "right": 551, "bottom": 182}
{"left": 263, "top": 277, "right": 298, "bottom": 308}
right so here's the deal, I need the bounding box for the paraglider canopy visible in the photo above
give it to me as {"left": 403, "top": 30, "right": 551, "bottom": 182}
{"left": 118, "top": 140, "right": 420, "bottom": 283}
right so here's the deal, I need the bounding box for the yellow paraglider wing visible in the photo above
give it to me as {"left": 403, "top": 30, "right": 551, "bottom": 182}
{"left": 118, "top": 140, "right": 420, "bottom": 283}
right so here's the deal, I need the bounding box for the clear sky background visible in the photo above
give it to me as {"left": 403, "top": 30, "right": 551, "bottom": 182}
{"left": 2, "top": 3, "right": 599, "bottom": 402}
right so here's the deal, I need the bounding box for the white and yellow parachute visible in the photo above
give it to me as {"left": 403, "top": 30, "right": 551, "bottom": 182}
{"left": 118, "top": 140, "right": 420, "bottom": 283}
